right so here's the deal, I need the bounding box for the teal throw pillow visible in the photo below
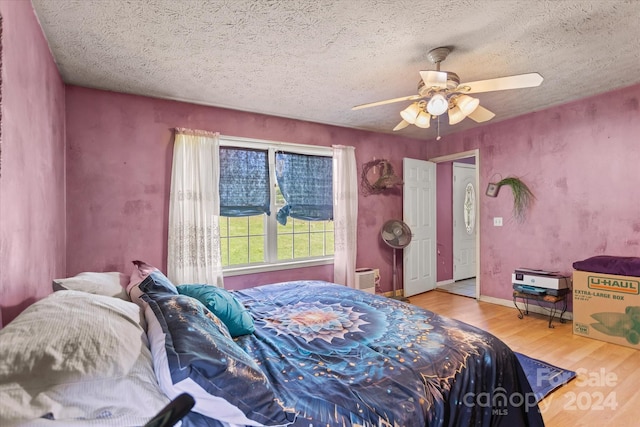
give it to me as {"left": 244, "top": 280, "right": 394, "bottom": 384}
{"left": 177, "top": 284, "right": 255, "bottom": 337}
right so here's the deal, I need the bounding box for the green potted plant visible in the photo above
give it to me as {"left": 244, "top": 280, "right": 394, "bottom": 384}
{"left": 488, "top": 176, "right": 535, "bottom": 222}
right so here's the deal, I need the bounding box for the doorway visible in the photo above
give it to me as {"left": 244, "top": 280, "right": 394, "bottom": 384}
{"left": 453, "top": 162, "right": 477, "bottom": 281}
{"left": 429, "top": 150, "right": 480, "bottom": 299}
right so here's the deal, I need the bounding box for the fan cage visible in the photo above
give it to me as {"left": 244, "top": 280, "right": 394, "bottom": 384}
{"left": 381, "top": 220, "right": 412, "bottom": 249}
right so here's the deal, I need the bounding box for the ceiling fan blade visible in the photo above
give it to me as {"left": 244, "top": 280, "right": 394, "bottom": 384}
{"left": 352, "top": 94, "right": 423, "bottom": 110}
{"left": 467, "top": 105, "right": 496, "bottom": 123}
{"left": 393, "top": 120, "right": 410, "bottom": 131}
{"left": 458, "top": 72, "right": 543, "bottom": 94}
{"left": 419, "top": 70, "right": 447, "bottom": 89}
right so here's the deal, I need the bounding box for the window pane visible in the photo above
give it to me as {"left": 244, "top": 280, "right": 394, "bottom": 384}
{"left": 276, "top": 218, "right": 334, "bottom": 260}
{"left": 248, "top": 215, "right": 264, "bottom": 234}
{"left": 278, "top": 234, "right": 293, "bottom": 260}
{"left": 309, "top": 233, "right": 325, "bottom": 257}
{"left": 221, "top": 215, "right": 265, "bottom": 265}
{"left": 309, "top": 221, "right": 325, "bottom": 232}
{"left": 220, "top": 237, "right": 229, "bottom": 266}
{"left": 293, "top": 218, "right": 310, "bottom": 232}
{"left": 228, "top": 217, "right": 248, "bottom": 237}
{"left": 228, "top": 236, "right": 249, "bottom": 265}
{"left": 325, "top": 232, "right": 334, "bottom": 255}
{"left": 219, "top": 217, "right": 229, "bottom": 237}
{"left": 249, "top": 236, "right": 264, "bottom": 263}
{"left": 279, "top": 219, "right": 293, "bottom": 234}
{"left": 293, "top": 233, "right": 310, "bottom": 258}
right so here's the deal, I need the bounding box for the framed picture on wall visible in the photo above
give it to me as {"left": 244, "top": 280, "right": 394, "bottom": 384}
{"left": 486, "top": 182, "right": 500, "bottom": 197}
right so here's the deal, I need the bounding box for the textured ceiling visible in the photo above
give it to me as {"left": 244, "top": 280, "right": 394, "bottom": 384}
{"left": 32, "top": 0, "right": 640, "bottom": 140}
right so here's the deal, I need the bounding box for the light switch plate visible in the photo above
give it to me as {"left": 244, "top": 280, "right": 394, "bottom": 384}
{"left": 493, "top": 217, "right": 503, "bottom": 226}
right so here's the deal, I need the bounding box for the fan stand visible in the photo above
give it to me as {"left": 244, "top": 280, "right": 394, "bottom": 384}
{"left": 390, "top": 248, "right": 409, "bottom": 302}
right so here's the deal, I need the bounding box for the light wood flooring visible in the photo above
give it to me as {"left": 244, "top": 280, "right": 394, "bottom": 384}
{"left": 408, "top": 290, "right": 640, "bottom": 427}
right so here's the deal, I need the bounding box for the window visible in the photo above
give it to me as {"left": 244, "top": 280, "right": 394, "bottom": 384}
{"left": 218, "top": 136, "right": 334, "bottom": 275}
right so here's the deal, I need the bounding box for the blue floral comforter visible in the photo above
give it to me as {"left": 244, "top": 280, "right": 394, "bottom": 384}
{"left": 227, "top": 281, "right": 544, "bottom": 427}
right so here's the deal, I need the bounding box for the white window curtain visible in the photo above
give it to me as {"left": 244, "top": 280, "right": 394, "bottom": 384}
{"left": 167, "top": 128, "right": 224, "bottom": 287}
{"left": 332, "top": 145, "right": 358, "bottom": 288}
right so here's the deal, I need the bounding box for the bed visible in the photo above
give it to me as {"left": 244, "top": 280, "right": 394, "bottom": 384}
{"left": 0, "top": 263, "right": 544, "bottom": 427}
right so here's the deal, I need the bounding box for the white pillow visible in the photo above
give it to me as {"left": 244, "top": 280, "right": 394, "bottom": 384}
{"left": 0, "top": 291, "right": 169, "bottom": 425}
{"left": 53, "top": 271, "right": 129, "bottom": 300}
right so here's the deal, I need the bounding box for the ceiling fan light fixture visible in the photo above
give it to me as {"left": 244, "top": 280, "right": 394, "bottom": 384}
{"left": 393, "top": 120, "right": 410, "bottom": 131}
{"left": 353, "top": 47, "right": 542, "bottom": 134}
{"left": 448, "top": 106, "right": 466, "bottom": 125}
{"left": 414, "top": 111, "right": 431, "bottom": 128}
{"left": 426, "top": 93, "right": 448, "bottom": 116}
{"left": 400, "top": 103, "right": 421, "bottom": 124}
{"left": 456, "top": 95, "right": 480, "bottom": 116}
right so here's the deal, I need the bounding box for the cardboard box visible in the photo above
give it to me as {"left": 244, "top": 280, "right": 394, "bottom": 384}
{"left": 573, "top": 270, "right": 640, "bottom": 349}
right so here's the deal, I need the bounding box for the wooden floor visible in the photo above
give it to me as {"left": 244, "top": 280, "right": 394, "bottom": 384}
{"left": 408, "top": 290, "right": 640, "bottom": 426}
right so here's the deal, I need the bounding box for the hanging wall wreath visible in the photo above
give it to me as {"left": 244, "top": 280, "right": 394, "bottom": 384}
{"left": 361, "top": 159, "right": 403, "bottom": 196}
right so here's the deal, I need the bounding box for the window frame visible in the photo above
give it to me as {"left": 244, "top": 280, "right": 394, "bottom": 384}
{"left": 219, "top": 135, "right": 334, "bottom": 276}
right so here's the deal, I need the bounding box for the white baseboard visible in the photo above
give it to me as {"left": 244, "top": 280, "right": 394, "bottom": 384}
{"left": 381, "top": 289, "right": 573, "bottom": 322}
{"left": 479, "top": 295, "right": 573, "bottom": 321}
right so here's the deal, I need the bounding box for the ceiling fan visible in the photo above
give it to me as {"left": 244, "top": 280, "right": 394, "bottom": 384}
{"left": 352, "top": 47, "right": 543, "bottom": 135}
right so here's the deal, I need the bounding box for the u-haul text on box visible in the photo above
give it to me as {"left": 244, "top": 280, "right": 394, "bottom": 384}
{"left": 573, "top": 270, "right": 640, "bottom": 350}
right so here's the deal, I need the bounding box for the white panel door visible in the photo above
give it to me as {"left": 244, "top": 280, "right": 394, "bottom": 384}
{"left": 403, "top": 158, "right": 436, "bottom": 297}
{"left": 453, "top": 163, "right": 477, "bottom": 281}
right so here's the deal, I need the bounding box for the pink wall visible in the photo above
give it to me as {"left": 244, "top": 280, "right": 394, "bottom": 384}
{"left": 0, "top": 1, "right": 66, "bottom": 326}
{"left": 427, "top": 83, "right": 640, "bottom": 304}
{"left": 64, "top": 87, "right": 427, "bottom": 292}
